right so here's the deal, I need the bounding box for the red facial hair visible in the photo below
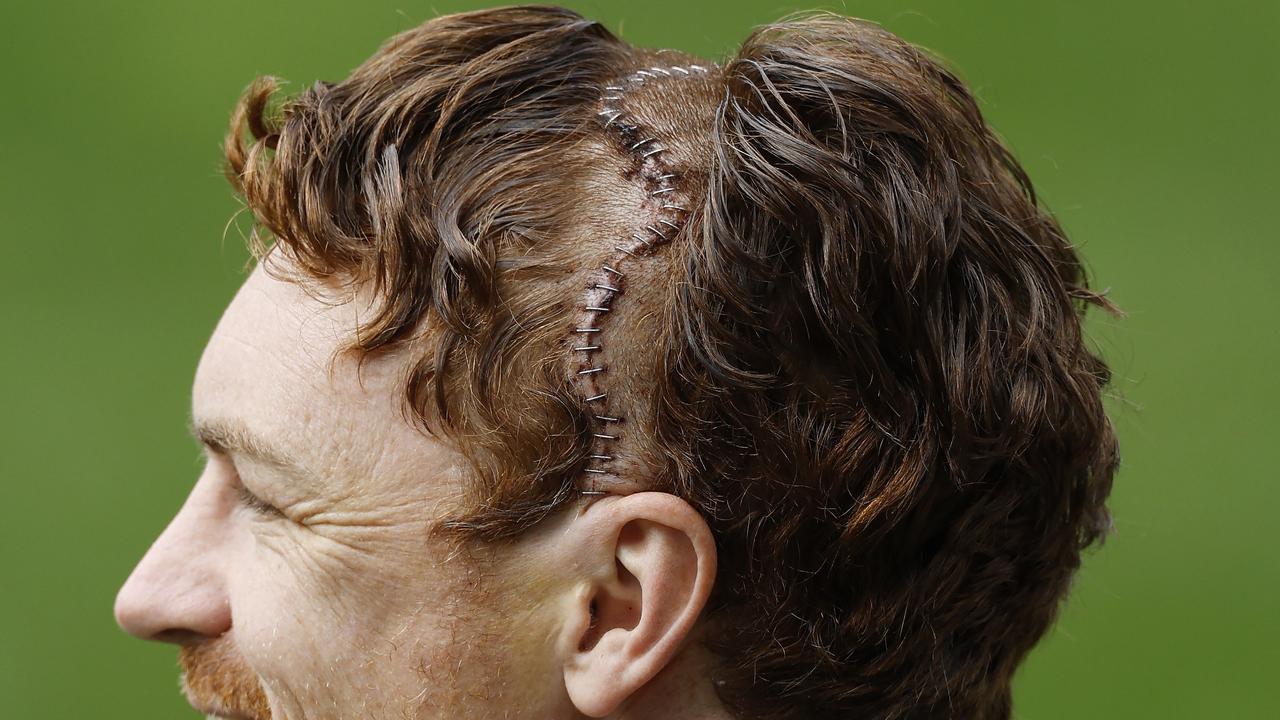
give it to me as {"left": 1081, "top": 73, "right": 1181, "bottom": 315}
{"left": 179, "top": 635, "right": 272, "bottom": 720}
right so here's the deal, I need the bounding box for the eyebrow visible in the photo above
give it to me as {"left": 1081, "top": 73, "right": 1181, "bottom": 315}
{"left": 189, "top": 415, "right": 310, "bottom": 478}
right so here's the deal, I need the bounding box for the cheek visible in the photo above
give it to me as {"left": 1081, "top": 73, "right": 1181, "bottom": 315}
{"left": 223, "top": 525, "right": 344, "bottom": 711}
{"left": 224, "top": 517, "right": 489, "bottom": 716}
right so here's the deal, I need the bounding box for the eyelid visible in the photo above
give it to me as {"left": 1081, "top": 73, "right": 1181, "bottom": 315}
{"left": 230, "top": 470, "right": 285, "bottom": 518}
{"left": 235, "top": 483, "right": 285, "bottom": 518}
{"left": 201, "top": 444, "right": 287, "bottom": 520}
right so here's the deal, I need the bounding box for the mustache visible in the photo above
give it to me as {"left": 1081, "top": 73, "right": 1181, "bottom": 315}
{"left": 179, "top": 635, "right": 272, "bottom": 720}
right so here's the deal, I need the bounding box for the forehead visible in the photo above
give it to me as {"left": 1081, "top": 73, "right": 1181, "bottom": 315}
{"left": 192, "top": 258, "right": 454, "bottom": 490}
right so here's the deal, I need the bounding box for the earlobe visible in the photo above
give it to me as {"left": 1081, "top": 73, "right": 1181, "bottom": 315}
{"left": 560, "top": 493, "right": 716, "bottom": 717}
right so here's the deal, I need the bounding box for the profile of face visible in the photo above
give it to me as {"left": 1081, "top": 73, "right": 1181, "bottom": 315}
{"left": 115, "top": 261, "right": 485, "bottom": 717}
{"left": 114, "top": 259, "right": 720, "bottom": 719}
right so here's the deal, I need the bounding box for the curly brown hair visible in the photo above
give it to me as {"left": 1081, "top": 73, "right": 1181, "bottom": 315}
{"left": 224, "top": 6, "right": 1118, "bottom": 718}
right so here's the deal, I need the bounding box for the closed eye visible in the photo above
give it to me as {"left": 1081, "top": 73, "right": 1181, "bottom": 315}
{"left": 234, "top": 482, "right": 285, "bottom": 519}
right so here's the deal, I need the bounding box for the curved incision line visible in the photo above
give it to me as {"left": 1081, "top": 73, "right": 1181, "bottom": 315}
{"left": 572, "top": 63, "right": 711, "bottom": 493}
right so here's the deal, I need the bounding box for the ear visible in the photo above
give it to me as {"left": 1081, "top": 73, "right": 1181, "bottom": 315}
{"left": 559, "top": 492, "right": 717, "bottom": 717}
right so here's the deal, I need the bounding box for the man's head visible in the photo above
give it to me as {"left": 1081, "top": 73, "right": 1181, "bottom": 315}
{"left": 115, "top": 6, "right": 1118, "bottom": 719}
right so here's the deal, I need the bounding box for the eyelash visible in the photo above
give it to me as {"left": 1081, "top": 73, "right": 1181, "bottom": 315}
{"left": 234, "top": 483, "right": 284, "bottom": 518}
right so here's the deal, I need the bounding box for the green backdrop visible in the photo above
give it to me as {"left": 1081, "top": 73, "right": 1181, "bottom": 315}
{"left": 2, "top": 1, "right": 1276, "bottom": 717}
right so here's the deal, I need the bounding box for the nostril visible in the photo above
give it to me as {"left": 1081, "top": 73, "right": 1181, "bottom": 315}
{"left": 153, "top": 628, "right": 209, "bottom": 646}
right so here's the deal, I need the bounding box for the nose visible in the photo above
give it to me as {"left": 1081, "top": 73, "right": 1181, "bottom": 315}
{"left": 114, "top": 477, "right": 232, "bottom": 643}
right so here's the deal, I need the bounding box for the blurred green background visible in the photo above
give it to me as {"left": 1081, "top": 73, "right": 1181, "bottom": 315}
{"left": 1, "top": 0, "right": 1275, "bottom": 717}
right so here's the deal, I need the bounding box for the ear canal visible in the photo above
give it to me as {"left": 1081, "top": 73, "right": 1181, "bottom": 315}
{"left": 578, "top": 600, "right": 599, "bottom": 652}
{"left": 578, "top": 562, "right": 641, "bottom": 654}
